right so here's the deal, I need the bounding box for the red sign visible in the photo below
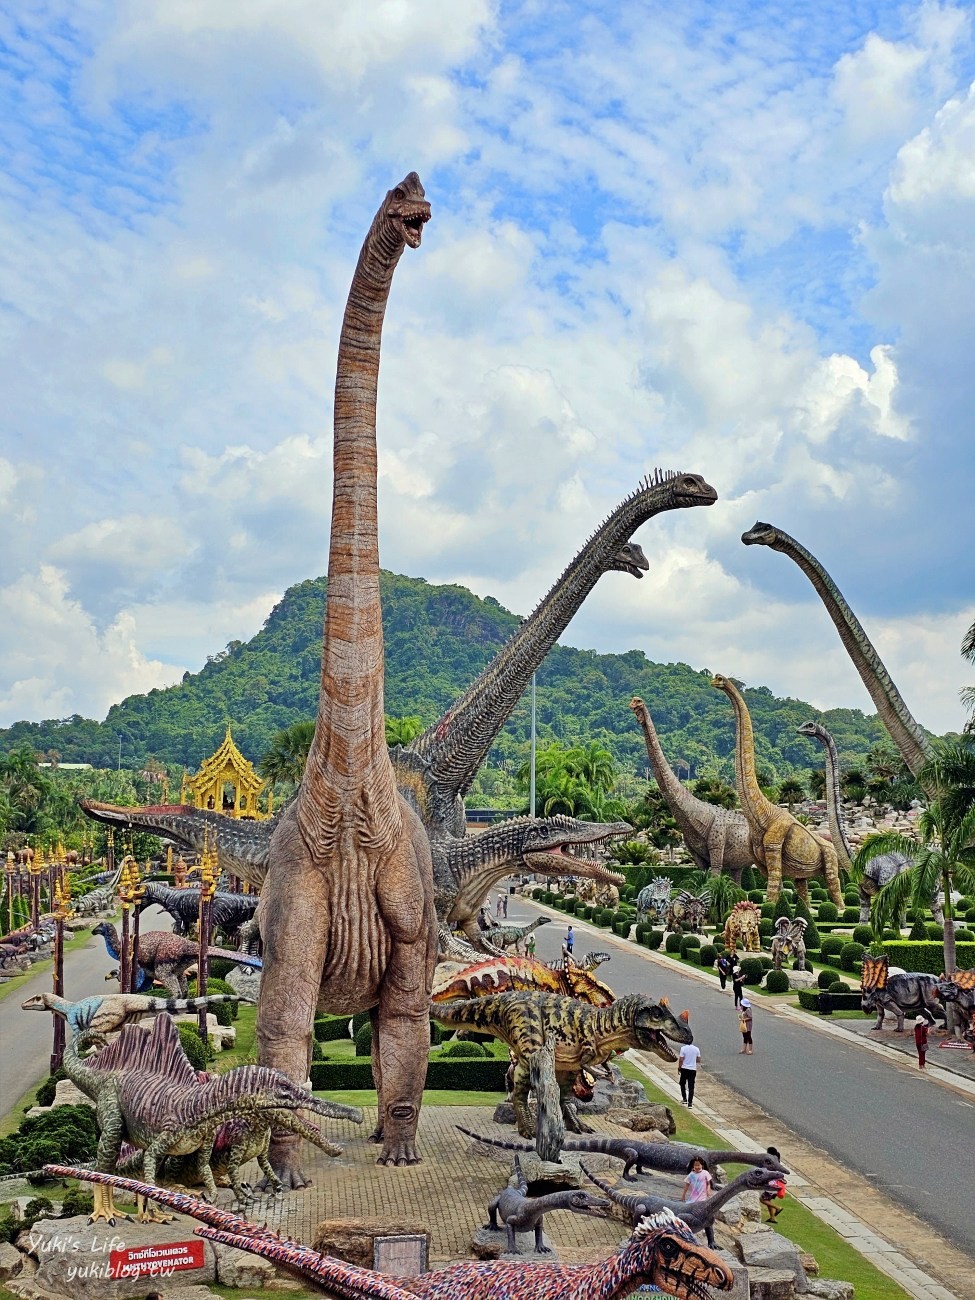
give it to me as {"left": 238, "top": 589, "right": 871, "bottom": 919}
{"left": 109, "top": 1240, "right": 205, "bottom": 1279}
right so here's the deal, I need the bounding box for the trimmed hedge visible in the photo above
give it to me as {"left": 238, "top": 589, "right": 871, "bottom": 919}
{"left": 880, "top": 940, "right": 975, "bottom": 974}
{"left": 760, "top": 902, "right": 776, "bottom": 919}
{"left": 817, "top": 968, "right": 840, "bottom": 989}
{"left": 852, "top": 925, "right": 874, "bottom": 946}
{"left": 699, "top": 943, "right": 717, "bottom": 968}
{"left": 828, "top": 980, "right": 853, "bottom": 993}
{"left": 185, "top": 977, "right": 239, "bottom": 1025}
{"left": 641, "top": 930, "right": 664, "bottom": 950}
{"left": 839, "top": 941, "right": 865, "bottom": 972}
{"left": 685, "top": 948, "right": 701, "bottom": 964}
{"left": 439, "top": 1039, "right": 488, "bottom": 1058}
{"left": 841, "top": 908, "right": 859, "bottom": 922}
{"left": 314, "top": 1015, "right": 352, "bottom": 1042}
{"left": 764, "top": 969, "right": 790, "bottom": 994}
{"left": 354, "top": 1022, "right": 373, "bottom": 1057}
{"left": 820, "top": 935, "right": 846, "bottom": 959}
{"left": 679, "top": 934, "right": 701, "bottom": 955}
{"left": 818, "top": 902, "right": 839, "bottom": 921}
{"left": 665, "top": 933, "right": 682, "bottom": 953}
{"left": 797, "top": 988, "right": 865, "bottom": 1013}
{"left": 310, "top": 1057, "right": 508, "bottom": 1091}
{"left": 177, "top": 1023, "right": 214, "bottom": 1069}
{"left": 759, "top": 919, "right": 774, "bottom": 938}
{"left": 739, "top": 958, "right": 765, "bottom": 985}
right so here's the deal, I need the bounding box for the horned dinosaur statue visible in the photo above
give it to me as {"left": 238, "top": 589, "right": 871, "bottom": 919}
{"left": 630, "top": 696, "right": 754, "bottom": 882}
{"left": 795, "top": 720, "right": 943, "bottom": 925}
{"left": 666, "top": 889, "right": 710, "bottom": 934}
{"left": 574, "top": 877, "right": 621, "bottom": 909}
{"left": 581, "top": 1163, "right": 786, "bottom": 1248}
{"left": 742, "top": 522, "right": 931, "bottom": 784}
{"left": 935, "top": 968, "right": 975, "bottom": 1040}
{"left": 723, "top": 900, "right": 761, "bottom": 953}
{"left": 860, "top": 954, "right": 945, "bottom": 1032}
{"left": 257, "top": 172, "right": 437, "bottom": 1182}
{"left": 62, "top": 1014, "right": 363, "bottom": 1223}
{"left": 432, "top": 952, "right": 615, "bottom": 1007}
{"left": 137, "top": 881, "right": 259, "bottom": 941}
{"left": 21, "top": 990, "right": 242, "bottom": 1036}
{"left": 484, "top": 1153, "right": 610, "bottom": 1254}
{"left": 92, "top": 922, "right": 262, "bottom": 997}
{"left": 464, "top": 1129, "right": 789, "bottom": 1185}
{"left": 477, "top": 916, "right": 552, "bottom": 955}
{"left": 436, "top": 992, "right": 692, "bottom": 1160}
{"left": 711, "top": 675, "right": 844, "bottom": 906}
{"left": 770, "top": 916, "right": 807, "bottom": 971}
{"left": 45, "top": 1170, "right": 735, "bottom": 1300}
{"left": 635, "top": 875, "right": 672, "bottom": 924}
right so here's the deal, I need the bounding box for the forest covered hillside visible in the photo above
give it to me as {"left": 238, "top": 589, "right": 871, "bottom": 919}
{"left": 0, "top": 571, "right": 898, "bottom": 783}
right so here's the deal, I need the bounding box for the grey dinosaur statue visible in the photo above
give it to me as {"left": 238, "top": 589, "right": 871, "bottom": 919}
{"left": 742, "top": 522, "right": 931, "bottom": 782}
{"left": 860, "top": 954, "right": 946, "bottom": 1032}
{"left": 581, "top": 1162, "right": 785, "bottom": 1247}
{"left": 21, "top": 990, "right": 240, "bottom": 1036}
{"left": 484, "top": 1153, "right": 610, "bottom": 1254}
{"left": 770, "top": 916, "right": 807, "bottom": 971}
{"left": 477, "top": 916, "right": 553, "bottom": 955}
{"left": 795, "top": 720, "right": 943, "bottom": 925}
{"left": 630, "top": 697, "right": 754, "bottom": 882}
{"left": 635, "top": 875, "right": 672, "bottom": 923}
{"left": 137, "top": 881, "right": 259, "bottom": 941}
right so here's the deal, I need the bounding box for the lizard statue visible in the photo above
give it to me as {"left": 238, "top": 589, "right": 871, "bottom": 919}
{"left": 795, "top": 720, "right": 943, "bottom": 925}
{"left": 711, "top": 675, "right": 844, "bottom": 906}
{"left": 582, "top": 1162, "right": 786, "bottom": 1246}
{"left": 137, "top": 881, "right": 259, "bottom": 942}
{"left": 62, "top": 1013, "right": 362, "bottom": 1223}
{"left": 666, "top": 890, "right": 710, "bottom": 935}
{"left": 477, "top": 915, "right": 552, "bottom": 955}
{"left": 44, "top": 1169, "right": 735, "bottom": 1300}
{"left": 742, "top": 522, "right": 932, "bottom": 786}
{"left": 463, "top": 1128, "right": 789, "bottom": 1185}
{"left": 770, "top": 916, "right": 807, "bottom": 972}
{"left": 21, "top": 990, "right": 243, "bottom": 1035}
{"left": 722, "top": 900, "right": 761, "bottom": 953}
{"left": 635, "top": 875, "right": 672, "bottom": 924}
{"left": 630, "top": 697, "right": 754, "bottom": 882}
{"left": 432, "top": 952, "right": 615, "bottom": 1007}
{"left": 860, "top": 954, "right": 945, "bottom": 1032}
{"left": 436, "top": 992, "right": 692, "bottom": 1160}
{"left": 257, "top": 172, "right": 437, "bottom": 1181}
{"left": 92, "top": 921, "right": 262, "bottom": 997}
{"left": 484, "top": 1153, "right": 610, "bottom": 1254}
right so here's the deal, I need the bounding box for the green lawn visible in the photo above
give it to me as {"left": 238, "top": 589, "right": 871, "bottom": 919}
{"left": 0, "top": 925, "right": 99, "bottom": 1004}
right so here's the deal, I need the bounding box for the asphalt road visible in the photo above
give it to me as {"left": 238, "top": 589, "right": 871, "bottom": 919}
{"left": 513, "top": 896, "right": 975, "bottom": 1261}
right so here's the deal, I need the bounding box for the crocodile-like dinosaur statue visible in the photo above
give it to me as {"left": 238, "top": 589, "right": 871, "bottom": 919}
{"left": 742, "top": 522, "right": 931, "bottom": 781}
{"left": 137, "top": 881, "right": 258, "bottom": 941}
{"left": 437, "top": 992, "right": 691, "bottom": 1160}
{"left": 722, "top": 900, "right": 761, "bottom": 953}
{"left": 795, "top": 720, "right": 943, "bottom": 925}
{"left": 630, "top": 697, "right": 754, "bottom": 882}
{"left": 485, "top": 1153, "right": 610, "bottom": 1254}
{"left": 770, "top": 917, "right": 807, "bottom": 971}
{"left": 860, "top": 954, "right": 945, "bottom": 1032}
{"left": 432, "top": 952, "right": 615, "bottom": 1007}
{"left": 92, "top": 922, "right": 261, "bottom": 997}
{"left": 44, "top": 1170, "right": 735, "bottom": 1300}
{"left": 63, "top": 1014, "right": 363, "bottom": 1222}
{"left": 711, "top": 675, "right": 844, "bottom": 906}
{"left": 21, "top": 990, "right": 241, "bottom": 1036}
{"left": 477, "top": 916, "right": 552, "bottom": 955}
{"left": 258, "top": 173, "right": 437, "bottom": 1182}
{"left": 461, "top": 1128, "right": 789, "bottom": 1184}
{"left": 582, "top": 1162, "right": 785, "bottom": 1247}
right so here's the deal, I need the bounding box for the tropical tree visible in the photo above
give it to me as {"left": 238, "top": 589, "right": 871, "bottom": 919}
{"left": 961, "top": 617, "right": 974, "bottom": 731}
{"left": 807, "top": 768, "right": 826, "bottom": 800}
{"left": 258, "top": 720, "right": 316, "bottom": 787}
{"left": 691, "top": 776, "right": 737, "bottom": 810}
{"left": 706, "top": 872, "right": 747, "bottom": 925}
{"left": 778, "top": 777, "right": 805, "bottom": 810}
{"left": 0, "top": 746, "right": 50, "bottom": 834}
{"left": 384, "top": 715, "right": 424, "bottom": 747}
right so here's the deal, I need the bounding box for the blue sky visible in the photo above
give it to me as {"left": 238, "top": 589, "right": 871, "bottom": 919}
{"left": 0, "top": 0, "right": 972, "bottom": 735}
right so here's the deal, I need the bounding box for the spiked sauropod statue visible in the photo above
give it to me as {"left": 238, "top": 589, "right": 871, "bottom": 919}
{"left": 257, "top": 174, "right": 437, "bottom": 1183}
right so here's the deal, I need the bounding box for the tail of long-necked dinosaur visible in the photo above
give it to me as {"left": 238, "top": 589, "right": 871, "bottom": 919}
{"left": 455, "top": 1126, "right": 535, "bottom": 1153}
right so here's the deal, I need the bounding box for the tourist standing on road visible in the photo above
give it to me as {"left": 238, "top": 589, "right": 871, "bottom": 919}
{"left": 565, "top": 924, "right": 574, "bottom": 956}
{"left": 502, "top": 892, "right": 508, "bottom": 918}
{"left": 526, "top": 932, "right": 536, "bottom": 958}
{"left": 681, "top": 1156, "right": 713, "bottom": 1203}
{"left": 914, "top": 1015, "right": 929, "bottom": 1069}
{"left": 732, "top": 963, "right": 744, "bottom": 1007}
{"left": 739, "top": 998, "right": 753, "bottom": 1054}
{"left": 496, "top": 894, "right": 504, "bottom": 918}
{"left": 717, "top": 952, "right": 733, "bottom": 990}
{"left": 678, "top": 1041, "right": 701, "bottom": 1108}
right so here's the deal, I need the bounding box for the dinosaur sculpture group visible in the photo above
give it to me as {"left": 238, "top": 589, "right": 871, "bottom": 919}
{"left": 485, "top": 1154, "right": 610, "bottom": 1254}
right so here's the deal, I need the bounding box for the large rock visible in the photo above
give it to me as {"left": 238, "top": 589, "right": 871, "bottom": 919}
{"left": 311, "top": 1217, "right": 429, "bottom": 1272}
{"left": 738, "top": 1231, "right": 808, "bottom": 1292}
{"left": 0, "top": 1241, "right": 24, "bottom": 1282}
{"left": 26, "top": 1079, "right": 95, "bottom": 1117}
{"left": 17, "top": 1214, "right": 216, "bottom": 1300}
{"left": 805, "top": 1280, "right": 854, "bottom": 1300}
{"left": 715, "top": 1190, "right": 762, "bottom": 1228}
{"left": 711, "top": 1248, "right": 750, "bottom": 1300}
{"left": 785, "top": 970, "right": 818, "bottom": 990}
{"left": 747, "top": 1268, "right": 797, "bottom": 1300}
{"left": 574, "top": 1063, "right": 648, "bottom": 1116}
{"left": 211, "top": 1240, "right": 293, "bottom": 1288}
{"left": 470, "top": 1225, "right": 556, "bottom": 1260}
{"left": 171, "top": 1013, "right": 235, "bottom": 1051}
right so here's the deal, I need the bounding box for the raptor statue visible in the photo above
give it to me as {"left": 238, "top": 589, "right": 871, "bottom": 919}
{"left": 21, "top": 990, "right": 242, "bottom": 1036}
{"left": 44, "top": 1170, "right": 735, "bottom": 1300}
{"left": 711, "top": 675, "right": 844, "bottom": 906}
{"left": 92, "top": 922, "right": 261, "bottom": 997}
{"left": 860, "top": 954, "right": 946, "bottom": 1032}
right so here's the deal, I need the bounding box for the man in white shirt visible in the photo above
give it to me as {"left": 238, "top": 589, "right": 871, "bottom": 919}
{"left": 678, "top": 1042, "right": 701, "bottom": 1107}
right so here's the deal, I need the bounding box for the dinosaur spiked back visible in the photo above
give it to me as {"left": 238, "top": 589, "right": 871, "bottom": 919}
{"left": 83, "top": 1014, "right": 198, "bottom": 1087}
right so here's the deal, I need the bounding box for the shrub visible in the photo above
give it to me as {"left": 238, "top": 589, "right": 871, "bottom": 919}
{"left": 698, "top": 943, "right": 717, "bottom": 968}
{"left": 842, "top": 907, "right": 860, "bottom": 922}
{"left": 882, "top": 928, "right": 899, "bottom": 941}
{"left": 685, "top": 948, "right": 701, "bottom": 964}
{"left": 739, "top": 958, "right": 765, "bottom": 985}
{"left": 747, "top": 890, "right": 764, "bottom": 903}
{"left": 797, "top": 988, "right": 863, "bottom": 1012}
{"left": 957, "top": 896, "right": 973, "bottom": 912}
{"left": 679, "top": 934, "right": 701, "bottom": 955}
{"left": 635, "top": 922, "right": 653, "bottom": 941}
{"left": 908, "top": 914, "right": 928, "bottom": 941}
{"left": 642, "top": 930, "right": 664, "bottom": 950}
{"left": 954, "top": 928, "right": 975, "bottom": 943}
{"left": 0, "top": 1106, "right": 99, "bottom": 1176}
{"left": 817, "top": 968, "right": 840, "bottom": 989}
{"left": 352, "top": 1010, "right": 371, "bottom": 1035}
{"left": 839, "top": 941, "right": 865, "bottom": 972}
{"left": 665, "top": 933, "right": 682, "bottom": 953}
{"left": 35, "top": 1068, "right": 66, "bottom": 1109}
{"left": 759, "top": 955, "right": 774, "bottom": 971}
{"left": 186, "top": 976, "right": 239, "bottom": 1025}
{"left": 926, "top": 923, "right": 944, "bottom": 940}
{"left": 310, "top": 1057, "right": 508, "bottom": 1092}
{"left": 765, "top": 969, "right": 790, "bottom": 994}
{"left": 879, "top": 940, "right": 975, "bottom": 974}
{"left": 439, "top": 1039, "right": 487, "bottom": 1059}
{"left": 828, "top": 980, "right": 853, "bottom": 993}
{"left": 178, "top": 1023, "right": 214, "bottom": 1069}
{"left": 817, "top": 902, "right": 838, "bottom": 922}
{"left": 314, "top": 1015, "right": 353, "bottom": 1043}
{"left": 773, "top": 895, "right": 793, "bottom": 921}
{"left": 354, "top": 1022, "right": 373, "bottom": 1058}
{"left": 966, "top": 908, "right": 975, "bottom": 923}
{"left": 597, "top": 908, "right": 615, "bottom": 927}
{"left": 843, "top": 891, "right": 860, "bottom": 906}
{"left": 61, "top": 1187, "right": 94, "bottom": 1218}
{"left": 613, "top": 919, "right": 632, "bottom": 937}
{"left": 760, "top": 902, "right": 776, "bottom": 919}
{"left": 563, "top": 898, "right": 576, "bottom": 914}
{"left": 852, "top": 925, "right": 874, "bottom": 946}
{"left": 759, "top": 919, "right": 774, "bottom": 938}
{"left": 820, "top": 935, "right": 846, "bottom": 959}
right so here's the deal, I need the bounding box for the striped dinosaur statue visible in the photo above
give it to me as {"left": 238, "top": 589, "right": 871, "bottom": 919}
{"left": 21, "top": 990, "right": 242, "bottom": 1036}
{"left": 92, "top": 922, "right": 261, "bottom": 997}
{"left": 432, "top": 952, "right": 615, "bottom": 1007}
{"left": 137, "top": 881, "right": 259, "bottom": 941}
{"left": 44, "top": 1168, "right": 735, "bottom": 1300}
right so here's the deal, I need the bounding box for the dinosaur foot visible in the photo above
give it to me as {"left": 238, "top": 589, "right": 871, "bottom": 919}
{"left": 136, "top": 1195, "right": 174, "bottom": 1224}
{"left": 89, "top": 1184, "right": 131, "bottom": 1226}
{"left": 259, "top": 1166, "right": 310, "bottom": 1191}
{"left": 367, "top": 1124, "right": 384, "bottom": 1144}
{"left": 376, "top": 1140, "right": 421, "bottom": 1167}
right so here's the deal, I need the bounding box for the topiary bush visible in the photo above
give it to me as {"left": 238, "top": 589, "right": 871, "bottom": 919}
{"left": 759, "top": 955, "right": 774, "bottom": 970}
{"left": 352, "top": 1010, "right": 371, "bottom": 1035}
{"left": 966, "top": 908, "right": 975, "bottom": 923}
{"left": 820, "top": 934, "right": 845, "bottom": 959}
{"left": 439, "top": 1039, "right": 488, "bottom": 1059}
{"left": 354, "top": 1022, "right": 373, "bottom": 1058}
{"left": 818, "top": 967, "right": 841, "bottom": 989}
{"left": 882, "top": 928, "right": 900, "bottom": 941}
{"left": 679, "top": 934, "right": 701, "bottom": 955}
{"left": 926, "top": 922, "right": 944, "bottom": 940}
{"left": 764, "top": 969, "right": 790, "bottom": 994}
{"left": 954, "top": 928, "right": 975, "bottom": 943}
{"left": 829, "top": 980, "right": 853, "bottom": 993}
{"left": 759, "top": 918, "right": 774, "bottom": 938}
{"left": 635, "top": 922, "right": 653, "bottom": 941}
{"left": 817, "top": 902, "right": 838, "bottom": 922}
{"left": 739, "top": 957, "right": 765, "bottom": 985}
{"left": 747, "top": 890, "right": 764, "bottom": 903}
{"left": 642, "top": 930, "right": 664, "bottom": 950}
{"left": 908, "top": 914, "right": 928, "bottom": 940}
{"left": 843, "top": 891, "right": 860, "bottom": 907}
{"left": 842, "top": 907, "right": 860, "bottom": 922}
{"left": 698, "top": 943, "right": 717, "bottom": 968}
{"left": 685, "top": 948, "right": 701, "bottom": 964}
{"left": 315, "top": 1015, "right": 353, "bottom": 1043}
{"left": 665, "top": 933, "right": 682, "bottom": 953}
{"left": 839, "top": 941, "right": 866, "bottom": 972}
{"left": 760, "top": 902, "right": 776, "bottom": 919}
{"left": 773, "top": 894, "right": 793, "bottom": 921}
{"left": 177, "top": 1023, "right": 214, "bottom": 1070}
{"left": 185, "top": 976, "right": 239, "bottom": 1025}
{"left": 852, "top": 925, "right": 874, "bottom": 946}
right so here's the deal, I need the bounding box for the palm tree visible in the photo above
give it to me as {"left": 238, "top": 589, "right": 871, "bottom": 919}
{"left": 384, "top": 715, "right": 424, "bottom": 747}
{"left": 961, "top": 617, "right": 974, "bottom": 731}
{"left": 564, "top": 741, "right": 616, "bottom": 794}
{"left": 707, "top": 872, "right": 747, "bottom": 925}
{"left": 258, "top": 720, "right": 316, "bottom": 787}
{"left": 778, "top": 777, "right": 805, "bottom": 810}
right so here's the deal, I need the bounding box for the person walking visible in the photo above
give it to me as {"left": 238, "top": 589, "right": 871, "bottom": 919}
{"left": 565, "top": 924, "right": 575, "bottom": 956}
{"left": 732, "top": 963, "right": 744, "bottom": 1008}
{"left": 717, "top": 951, "right": 733, "bottom": 990}
{"left": 496, "top": 894, "right": 504, "bottom": 918}
{"left": 502, "top": 892, "right": 508, "bottom": 918}
{"left": 759, "top": 1147, "right": 786, "bottom": 1223}
{"left": 677, "top": 1041, "right": 701, "bottom": 1108}
{"left": 739, "top": 998, "right": 753, "bottom": 1054}
{"left": 914, "top": 1015, "right": 929, "bottom": 1069}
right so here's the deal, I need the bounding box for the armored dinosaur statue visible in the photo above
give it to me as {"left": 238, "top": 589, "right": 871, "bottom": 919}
{"left": 258, "top": 173, "right": 437, "bottom": 1181}
{"left": 860, "top": 954, "right": 945, "bottom": 1032}
{"left": 92, "top": 922, "right": 262, "bottom": 997}
{"left": 477, "top": 916, "right": 552, "bottom": 955}
{"left": 437, "top": 992, "right": 692, "bottom": 1160}
{"left": 21, "top": 990, "right": 241, "bottom": 1036}
{"left": 635, "top": 875, "right": 672, "bottom": 924}
{"left": 432, "top": 952, "right": 615, "bottom": 1007}
{"left": 770, "top": 917, "right": 807, "bottom": 971}
{"left": 711, "top": 675, "right": 844, "bottom": 906}
{"left": 63, "top": 1014, "right": 363, "bottom": 1222}
{"left": 795, "top": 720, "right": 942, "bottom": 925}
{"left": 742, "top": 522, "right": 931, "bottom": 782}
{"left": 137, "top": 881, "right": 258, "bottom": 941}
{"left": 45, "top": 1171, "right": 735, "bottom": 1300}
{"left": 581, "top": 1162, "right": 785, "bottom": 1247}
{"left": 485, "top": 1153, "right": 610, "bottom": 1254}
{"left": 630, "top": 697, "right": 754, "bottom": 882}
{"left": 666, "top": 889, "right": 710, "bottom": 934}
{"left": 723, "top": 900, "right": 761, "bottom": 953}
{"left": 463, "top": 1128, "right": 789, "bottom": 1184}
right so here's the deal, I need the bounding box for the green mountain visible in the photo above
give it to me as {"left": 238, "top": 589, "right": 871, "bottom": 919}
{"left": 0, "top": 571, "right": 892, "bottom": 782}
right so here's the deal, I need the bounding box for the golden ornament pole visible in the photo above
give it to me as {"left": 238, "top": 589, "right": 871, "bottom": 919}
{"left": 130, "top": 859, "right": 146, "bottom": 993}
{"left": 117, "top": 856, "right": 137, "bottom": 993}
{"left": 29, "top": 847, "right": 44, "bottom": 930}
{"left": 5, "top": 852, "right": 14, "bottom": 933}
{"left": 50, "top": 873, "right": 72, "bottom": 1072}
{"left": 196, "top": 831, "right": 217, "bottom": 1049}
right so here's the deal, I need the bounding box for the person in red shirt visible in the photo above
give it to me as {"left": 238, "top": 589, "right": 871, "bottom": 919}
{"left": 914, "top": 1015, "right": 929, "bottom": 1069}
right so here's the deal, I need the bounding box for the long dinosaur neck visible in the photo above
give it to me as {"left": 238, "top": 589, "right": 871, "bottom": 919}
{"left": 814, "top": 728, "right": 854, "bottom": 871}
{"left": 769, "top": 529, "right": 929, "bottom": 777}
{"left": 408, "top": 474, "right": 683, "bottom": 811}
{"left": 722, "top": 683, "right": 778, "bottom": 831}
{"left": 691, "top": 1170, "right": 762, "bottom": 1214}
{"left": 632, "top": 702, "right": 700, "bottom": 814}
{"left": 297, "top": 194, "right": 409, "bottom": 847}
{"left": 63, "top": 1033, "right": 105, "bottom": 1099}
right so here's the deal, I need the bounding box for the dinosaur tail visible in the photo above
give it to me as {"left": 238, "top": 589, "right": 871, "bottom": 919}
{"left": 580, "top": 1162, "right": 639, "bottom": 1212}
{"left": 454, "top": 1125, "right": 534, "bottom": 1153}
{"left": 560, "top": 1137, "right": 618, "bottom": 1155}
{"left": 147, "top": 995, "right": 239, "bottom": 1015}
{"left": 513, "top": 1153, "right": 527, "bottom": 1196}
{"left": 206, "top": 946, "right": 262, "bottom": 969}
{"left": 528, "top": 1039, "right": 564, "bottom": 1163}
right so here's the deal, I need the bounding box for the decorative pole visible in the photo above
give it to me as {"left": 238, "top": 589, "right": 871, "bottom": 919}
{"left": 106, "top": 827, "right": 115, "bottom": 878}
{"left": 117, "top": 856, "right": 136, "bottom": 992}
{"left": 29, "top": 847, "right": 44, "bottom": 930}
{"left": 5, "top": 852, "right": 14, "bottom": 933}
{"left": 50, "top": 872, "right": 72, "bottom": 1072}
{"left": 530, "top": 669, "right": 537, "bottom": 818}
{"left": 196, "top": 831, "right": 217, "bottom": 1049}
{"left": 130, "top": 860, "right": 146, "bottom": 994}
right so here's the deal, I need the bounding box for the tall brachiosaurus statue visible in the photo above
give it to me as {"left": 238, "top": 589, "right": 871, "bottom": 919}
{"left": 258, "top": 173, "right": 436, "bottom": 1183}
{"left": 711, "top": 675, "right": 843, "bottom": 906}
{"left": 741, "top": 522, "right": 930, "bottom": 782}
{"left": 629, "top": 696, "right": 754, "bottom": 881}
